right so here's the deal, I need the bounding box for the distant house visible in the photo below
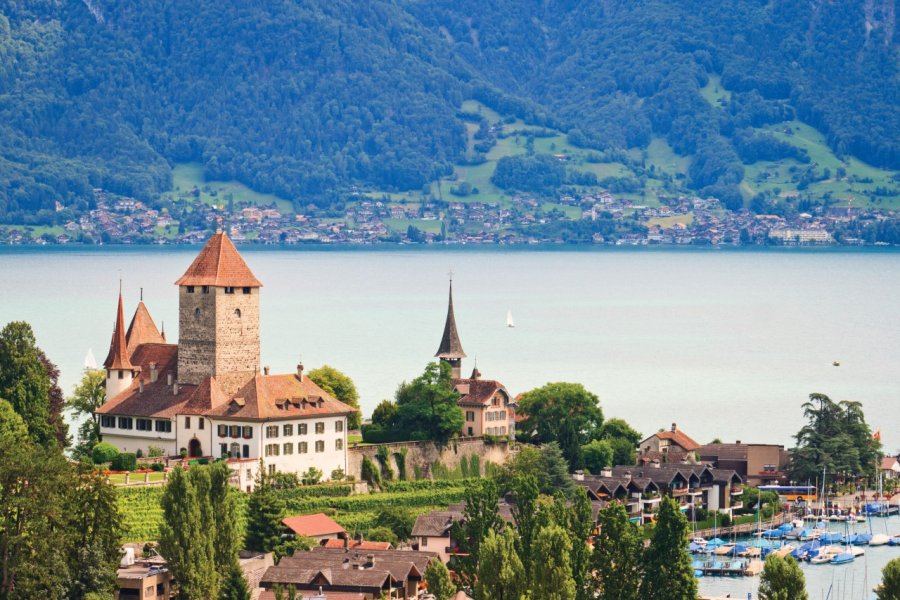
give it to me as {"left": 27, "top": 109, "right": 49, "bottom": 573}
{"left": 282, "top": 513, "right": 347, "bottom": 542}
{"left": 882, "top": 456, "right": 900, "bottom": 480}
{"left": 639, "top": 423, "right": 700, "bottom": 462}
{"left": 698, "top": 442, "right": 788, "bottom": 486}
{"left": 321, "top": 538, "right": 393, "bottom": 551}
{"left": 115, "top": 555, "right": 173, "bottom": 600}
{"left": 411, "top": 511, "right": 459, "bottom": 563}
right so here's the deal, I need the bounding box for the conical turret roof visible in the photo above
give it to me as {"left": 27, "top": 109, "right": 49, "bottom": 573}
{"left": 175, "top": 232, "right": 262, "bottom": 288}
{"left": 103, "top": 292, "right": 134, "bottom": 371}
{"left": 125, "top": 301, "right": 165, "bottom": 357}
{"left": 435, "top": 282, "right": 466, "bottom": 360}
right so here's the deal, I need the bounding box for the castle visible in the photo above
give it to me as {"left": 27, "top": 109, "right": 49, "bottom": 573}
{"left": 96, "top": 233, "right": 355, "bottom": 488}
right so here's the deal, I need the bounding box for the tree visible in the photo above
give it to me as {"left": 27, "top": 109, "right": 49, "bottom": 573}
{"left": 591, "top": 504, "right": 643, "bottom": 600}
{"left": 208, "top": 462, "right": 241, "bottom": 575}
{"left": 876, "top": 557, "right": 900, "bottom": 600}
{"left": 374, "top": 507, "right": 415, "bottom": 541}
{"left": 395, "top": 362, "right": 464, "bottom": 445}
{"left": 0, "top": 321, "right": 56, "bottom": 447}
{"left": 451, "top": 479, "right": 502, "bottom": 586}
{"left": 365, "top": 527, "right": 398, "bottom": 545}
{"left": 424, "top": 559, "right": 455, "bottom": 600}
{"left": 568, "top": 488, "right": 593, "bottom": 600}
{"left": 509, "top": 474, "right": 540, "bottom": 575}
{"left": 530, "top": 525, "right": 576, "bottom": 600}
{"left": 219, "top": 564, "right": 251, "bottom": 600}
{"left": 39, "top": 351, "right": 69, "bottom": 447}
{"left": 475, "top": 528, "right": 526, "bottom": 600}
{"left": 640, "top": 497, "right": 697, "bottom": 600}
{"left": 503, "top": 443, "right": 576, "bottom": 497}
{"left": 159, "top": 467, "right": 218, "bottom": 599}
{"left": 598, "top": 418, "right": 641, "bottom": 446}
{"left": 67, "top": 368, "right": 107, "bottom": 457}
{"left": 371, "top": 399, "right": 398, "bottom": 427}
{"left": 245, "top": 470, "right": 287, "bottom": 553}
{"left": 581, "top": 439, "right": 613, "bottom": 473}
{"left": 67, "top": 467, "right": 123, "bottom": 600}
{"left": 517, "top": 383, "right": 604, "bottom": 469}
{"left": 308, "top": 365, "right": 361, "bottom": 429}
{"left": 608, "top": 436, "right": 637, "bottom": 467}
{"left": 758, "top": 554, "right": 808, "bottom": 600}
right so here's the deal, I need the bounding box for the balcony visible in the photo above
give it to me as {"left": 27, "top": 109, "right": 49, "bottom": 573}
{"left": 731, "top": 501, "right": 743, "bottom": 511}
{"left": 671, "top": 486, "right": 689, "bottom": 496}
{"left": 731, "top": 487, "right": 743, "bottom": 496}
{"left": 688, "top": 488, "right": 703, "bottom": 496}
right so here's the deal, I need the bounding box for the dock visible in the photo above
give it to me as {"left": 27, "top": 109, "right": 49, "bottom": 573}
{"left": 691, "top": 558, "right": 764, "bottom": 577}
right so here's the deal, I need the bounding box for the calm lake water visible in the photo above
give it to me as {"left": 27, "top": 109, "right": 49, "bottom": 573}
{"left": 1, "top": 246, "right": 898, "bottom": 454}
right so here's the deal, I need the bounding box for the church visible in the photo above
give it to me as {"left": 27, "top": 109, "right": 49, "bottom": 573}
{"left": 96, "top": 233, "right": 355, "bottom": 489}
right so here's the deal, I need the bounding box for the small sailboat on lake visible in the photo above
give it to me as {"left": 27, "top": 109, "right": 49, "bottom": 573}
{"left": 506, "top": 310, "right": 515, "bottom": 328}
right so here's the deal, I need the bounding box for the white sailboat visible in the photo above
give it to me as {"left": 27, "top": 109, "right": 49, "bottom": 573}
{"left": 506, "top": 310, "right": 515, "bottom": 328}
{"left": 84, "top": 348, "right": 97, "bottom": 369}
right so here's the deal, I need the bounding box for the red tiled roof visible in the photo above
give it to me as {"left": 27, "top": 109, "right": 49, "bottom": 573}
{"left": 96, "top": 344, "right": 191, "bottom": 417}
{"left": 883, "top": 456, "right": 900, "bottom": 470}
{"left": 647, "top": 429, "right": 700, "bottom": 451}
{"left": 103, "top": 293, "right": 134, "bottom": 371}
{"left": 452, "top": 378, "right": 508, "bottom": 407}
{"left": 282, "top": 513, "right": 346, "bottom": 537}
{"left": 204, "top": 373, "right": 357, "bottom": 420}
{"left": 175, "top": 233, "right": 262, "bottom": 288}
{"left": 125, "top": 301, "right": 165, "bottom": 358}
{"left": 321, "top": 539, "right": 393, "bottom": 550}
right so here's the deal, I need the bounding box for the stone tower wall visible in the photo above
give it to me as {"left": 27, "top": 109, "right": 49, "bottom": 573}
{"left": 176, "top": 286, "right": 260, "bottom": 389}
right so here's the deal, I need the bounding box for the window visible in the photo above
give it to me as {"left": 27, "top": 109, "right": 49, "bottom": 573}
{"left": 266, "top": 425, "right": 279, "bottom": 438}
{"left": 268, "top": 464, "right": 275, "bottom": 476}
{"left": 315, "top": 440, "right": 324, "bottom": 453}
{"left": 315, "top": 422, "right": 325, "bottom": 434}
{"left": 466, "top": 411, "right": 474, "bottom": 422}
{"left": 243, "top": 444, "right": 250, "bottom": 458}
{"left": 421, "top": 537, "right": 428, "bottom": 547}
{"left": 336, "top": 439, "right": 343, "bottom": 450}
{"left": 187, "top": 286, "right": 195, "bottom": 294}
{"left": 335, "top": 421, "right": 344, "bottom": 433}
{"left": 246, "top": 468, "right": 253, "bottom": 479}
{"left": 118, "top": 417, "right": 133, "bottom": 430}
{"left": 229, "top": 425, "right": 240, "bottom": 438}
{"left": 155, "top": 420, "right": 172, "bottom": 433}
{"left": 242, "top": 426, "right": 253, "bottom": 439}
{"left": 283, "top": 443, "right": 293, "bottom": 455}
{"left": 231, "top": 443, "right": 240, "bottom": 457}
{"left": 242, "top": 287, "right": 251, "bottom": 294}
{"left": 218, "top": 424, "right": 228, "bottom": 437}
{"left": 220, "top": 444, "right": 228, "bottom": 457}
{"left": 194, "top": 307, "right": 202, "bottom": 320}
{"left": 225, "top": 287, "right": 235, "bottom": 294}
{"left": 299, "top": 442, "right": 308, "bottom": 454}
{"left": 283, "top": 424, "right": 293, "bottom": 436}
{"left": 118, "top": 371, "right": 124, "bottom": 379}
{"left": 202, "top": 286, "right": 210, "bottom": 294}
{"left": 198, "top": 418, "right": 204, "bottom": 430}
{"left": 100, "top": 415, "right": 115, "bottom": 428}
{"left": 298, "top": 423, "right": 308, "bottom": 435}
{"left": 184, "top": 417, "right": 191, "bottom": 429}
{"left": 467, "top": 427, "right": 473, "bottom": 436}
{"left": 265, "top": 444, "right": 280, "bottom": 457}
{"left": 234, "top": 309, "right": 241, "bottom": 318}
{"left": 136, "top": 418, "right": 152, "bottom": 431}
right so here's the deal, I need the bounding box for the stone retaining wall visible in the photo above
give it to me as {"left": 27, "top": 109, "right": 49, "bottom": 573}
{"left": 347, "top": 437, "right": 511, "bottom": 480}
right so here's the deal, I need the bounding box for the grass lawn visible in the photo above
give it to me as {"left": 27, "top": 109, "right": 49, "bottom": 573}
{"left": 383, "top": 218, "right": 443, "bottom": 234}
{"left": 460, "top": 99, "right": 502, "bottom": 123}
{"left": 648, "top": 213, "right": 694, "bottom": 228}
{"left": 164, "top": 163, "right": 294, "bottom": 214}
{"left": 645, "top": 137, "right": 691, "bottom": 177}
{"left": 700, "top": 74, "right": 731, "bottom": 106}
{"left": 109, "top": 472, "right": 166, "bottom": 485}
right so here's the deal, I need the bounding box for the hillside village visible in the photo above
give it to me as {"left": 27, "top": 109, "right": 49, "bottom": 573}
{"left": 1, "top": 185, "right": 896, "bottom": 247}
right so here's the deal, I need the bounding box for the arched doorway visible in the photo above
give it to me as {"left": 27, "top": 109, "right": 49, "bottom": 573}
{"left": 188, "top": 438, "right": 202, "bottom": 458}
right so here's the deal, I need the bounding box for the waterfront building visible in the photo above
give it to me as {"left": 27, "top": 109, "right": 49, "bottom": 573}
{"left": 434, "top": 281, "right": 516, "bottom": 439}
{"left": 638, "top": 423, "right": 701, "bottom": 463}
{"left": 698, "top": 441, "right": 788, "bottom": 486}
{"left": 96, "top": 233, "right": 355, "bottom": 487}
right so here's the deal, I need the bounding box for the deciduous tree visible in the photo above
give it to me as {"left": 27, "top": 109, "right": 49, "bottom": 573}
{"left": 876, "top": 557, "right": 900, "bottom": 600}
{"left": 591, "top": 503, "right": 643, "bottom": 600}
{"left": 308, "top": 365, "right": 361, "bottom": 429}
{"left": 0, "top": 321, "right": 56, "bottom": 447}
{"left": 758, "top": 554, "right": 807, "bottom": 600}
{"left": 640, "top": 497, "right": 697, "bottom": 600}
{"left": 67, "top": 368, "right": 107, "bottom": 458}
{"left": 530, "top": 524, "right": 576, "bottom": 600}
{"left": 395, "top": 362, "right": 464, "bottom": 445}
{"left": 475, "top": 528, "right": 526, "bottom": 600}
{"left": 424, "top": 559, "right": 455, "bottom": 600}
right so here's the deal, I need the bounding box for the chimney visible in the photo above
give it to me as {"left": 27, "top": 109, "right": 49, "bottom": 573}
{"left": 139, "top": 378, "right": 144, "bottom": 393}
{"left": 365, "top": 554, "right": 375, "bottom": 568}
{"left": 167, "top": 373, "right": 173, "bottom": 386}
{"left": 296, "top": 363, "right": 304, "bottom": 380}
{"left": 651, "top": 459, "right": 661, "bottom": 469}
{"left": 149, "top": 363, "right": 158, "bottom": 383}
{"left": 573, "top": 470, "right": 585, "bottom": 481}
{"left": 600, "top": 467, "right": 612, "bottom": 478}
{"left": 671, "top": 422, "right": 677, "bottom": 432}
{"left": 263, "top": 366, "right": 270, "bottom": 376}
{"left": 736, "top": 440, "right": 741, "bottom": 444}
{"left": 623, "top": 470, "right": 632, "bottom": 481}
{"left": 173, "top": 382, "right": 179, "bottom": 395}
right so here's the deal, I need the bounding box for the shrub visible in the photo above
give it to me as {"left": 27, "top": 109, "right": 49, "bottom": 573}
{"left": 111, "top": 452, "right": 137, "bottom": 472}
{"left": 147, "top": 446, "right": 164, "bottom": 458}
{"left": 361, "top": 457, "right": 382, "bottom": 489}
{"left": 720, "top": 512, "right": 732, "bottom": 528}
{"left": 301, "top": 467, "right": 323, "bottom": 486}
{"left": 374, "top": 507, "right": 415, "bottom": 541}
{"left": 330, "top": 468, "right": 345, "bottom": 481}
{"left": 179, "top": 448, "right": 187, "bottom": 458}
{"left": 150, "top": 462, "right": 165, "bottom": 472}
{"left": 376, "top": 446, "right": 394, "bottom": 481}
{"left": 92, "top": 442, "right": 120, "bottom": 465}
{"left": 365, "top": 526, "right": 398, "bottom": 545}
{"left": 135, "top": 448, "right": 144, "bottom": 459}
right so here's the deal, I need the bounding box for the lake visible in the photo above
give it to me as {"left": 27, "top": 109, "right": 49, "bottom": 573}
{"left": 1, "top": 246, "right": 898, "bottom": 453}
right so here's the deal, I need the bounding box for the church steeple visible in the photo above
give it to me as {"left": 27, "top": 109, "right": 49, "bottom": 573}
{"left": 435, "top": 279, "right": 466, "bottom": 378}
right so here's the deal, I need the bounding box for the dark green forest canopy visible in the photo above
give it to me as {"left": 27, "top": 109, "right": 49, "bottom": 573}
{"left": 0, "top": 0, "right": 896, "bottom": 217}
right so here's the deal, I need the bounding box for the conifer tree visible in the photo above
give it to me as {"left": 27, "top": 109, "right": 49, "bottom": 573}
{"left": 530, "top": 524, "right": 577, "bottom": 600}
{"left": 475, "top": 528, "right": 526, "bottom": 600}
{"left": 640, "top": 497, "right": 697, "bottom": 600}
{"left": 876, "top": 557, "right": 900, "bottom": 600}
{"left": 425, "top": 559, "right": 456, "bottom": 600}
{"left": 569, "top": 487, "right": 594, "bottom": 600}
{"left": 450, "top": 478, "right": 501, "bottom": 587}
{"left": 509, "top": 474, "right": 540, "bottom": 575}
{"left": 246, "top": 468, "right": 287, "bottom": 553}
{"left": 591, "top": 503, "right": 643, "bottom": 600}
{"left": 0, "top": 321, "right": 56, "bottom": 447}
{"left": 758, "top": 554, "right": 808, "bottom": 600}
{"left": 220, "top": 563, "right": 252, "bottom": 600}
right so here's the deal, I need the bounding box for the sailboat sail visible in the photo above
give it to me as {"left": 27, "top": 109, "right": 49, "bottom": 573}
{"left": 506, "top": 310, "right": 515, "bottom": 328}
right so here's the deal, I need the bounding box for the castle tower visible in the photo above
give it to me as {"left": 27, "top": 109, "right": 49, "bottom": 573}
{"left": 175, "top": 233, "right": 262, "bottom": 395}
{"left": 104, "top": 291, "right": 136, "bottom": 400}
{"left": 435, "top": 280, "right": 466, "bottom": 379}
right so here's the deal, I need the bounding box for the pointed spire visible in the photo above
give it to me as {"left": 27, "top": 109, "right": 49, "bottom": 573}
{"left": 435, "top": 280, "right": 466, "bottom": 360}
{"left": 175, "top": 232, "right": 262, "bottom": 288}
{"left": 125, "top": 300, "right": 165, "bottom": 356}
{"left": 103, "top": 291, "right": 134, "bottom": 371}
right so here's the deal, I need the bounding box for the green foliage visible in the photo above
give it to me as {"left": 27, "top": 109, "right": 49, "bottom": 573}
{"left": 300, "top": 467, "right": 323, "bottom": 486}
{"left": 245, "top": 473, "right": 287, "bottom": 554}
{"left": 475, "top": 527, "right": 526, "bottom": 600}
{"left": 395, "top": 448, "right": 408, "bottom": 481}
{"left": 307, "top": 365, "right": 361, "bottom": 429}
{"left": 92, "top": 442, "right": 120, "bottom": 465}
{"left": 365, "top": 526, "right": 399, "bottom": 545}
{"left": 502, "top": 443, "right": 576, "bottom": 497}
{"left": 530, "top": 524, "right": 576, "bottom": 600}
{"left": 608, "top": 437, "right": 636, "bottom": 467}
{"left": 876, "top": 557, "right": 900, "bottom": 600}
{"left": 272, "top": 536, "right": 314, "bottom": 563}
{"left": 425, "top": 559, "right": 456, "bottom": 600}
{"left": 789, "top": 393, "right": 881, "bottom": 483}
{"left": 492, "top": 154, "right": 566, "bottom": 194}
{"left": 361, "top": 456, "right": 382, "bottom": 489}
{"left": 376, "top": 446, "right": 395, "bottom": 481}
{"left": 371, "top": 399, "right": 399, "bottom": 428}
{"left": 517, "top": 382, "right": 604, "bottom": 470}
{"left": 0, "top": 321, "right": 56, "bottom": 447}
{"left": 451, "top": 479, "right": 502, "bottom": 587}
{"left": 640, "top": 497, "right": 697, "bottom": 600}
{"left": 581, "top": 439, "right": 613, "bottom": 473}
{"left": 598, "top": 418, "right": 642, "bottom": 446}
{"left": 395, "top": 362, "right": 464, "bottom": 445}
{"left": 67, "top": 368, "right": 107, "bottom": 457}
{"left": 110, "top": 452, "right": 137, "bottom": 472}
{"left": 591, "top": 503, "right": 643, "bottom": 600}
{"left": 758, "top": 554, "right": 808, "bottom": 600}
{"left": 219, "top": 563, "right": 251, "bottom": 600}
{"left": 374, "top": 507, "right": 415, "bottom": 541}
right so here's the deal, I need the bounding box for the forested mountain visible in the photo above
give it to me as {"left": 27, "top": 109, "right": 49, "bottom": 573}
{"left": 1, "top": 0, "right": 896, "bottom": 221}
